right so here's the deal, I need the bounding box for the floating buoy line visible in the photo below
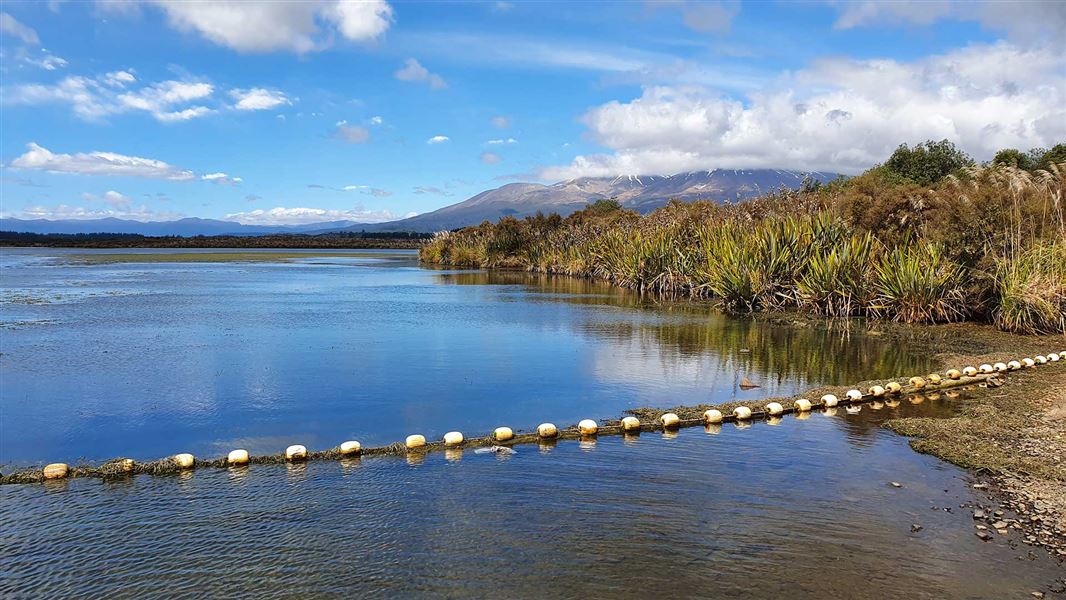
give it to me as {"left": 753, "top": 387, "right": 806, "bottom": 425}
{"left": 3, "top": 351, "right": 1063, "bottom": 486}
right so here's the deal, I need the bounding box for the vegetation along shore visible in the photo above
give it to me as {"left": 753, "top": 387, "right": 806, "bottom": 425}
{"left": 421, "top": 141, "right": 1066, "bottom": 335}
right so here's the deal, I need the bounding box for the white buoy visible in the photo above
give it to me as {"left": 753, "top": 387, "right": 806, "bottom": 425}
{"left": 868, "top": 385, "right": 886, "bottom": 397}
{"left": 766, "top": 416, "right": 782, "bottom": 426}
{"left": 946, "top": 369, "right": 961, "bottom": 380}
{"left": 821, "top": 394, "right": 839, "bottom": 407}
{"left": 538, "top": 423, "right": 558, "bottom": 438}
{"left": 733, "top": 406, "right": 752, "bottom": 420}
{"left": 1048, "top": 352, "right": 1060, "bottom": 362}
{"left": 1008, "top": 360, "right": 1022, "bottom": 370}
{"left": 339, "top": 441, "right": 361, "bottom": 455}
{"left": 909, "top": 376, "right": 926, "bottom": 389}
{"left": 704, "top": 409, "right": 723, "bottom": 424}
{"left": 227, "top": 449, "right": 249, "bottom": 465}
{"left": 824, "top": 407, "right": 838, "bottom": 417}
{"left": 405, "top": 434, "right": 426, "bottom": 449}
{"left": 962, "top": 366, "right": 978, "bottom": 377}
{"left": 846, "top": 389, "right": 863, "bottom": 401}
{"left": 578, "top": 419, "right": 598, "bottom": 435}
{"left": 174, "top": 453, "right": 195, "bottom": 469}
{"left": 795, "top": 411, "right": 812, "bottom": 420}
{"left": 1035, "top": 355, "right": 1047, "bottom": 364}
{"left": 285, "top": 445, "right": 307, "bottom": 461}
{"left": 659, "top": 413, "right": 680, "bottom": 429}
{"left": 978, "top": 364, "right": 994, "bottom": 374}
{"left": 885, "top": 382, "right": 902, "bottom": 394}
{"left": 871, "top": 401, "right": 884, "bottom": 410}
{"left": 993, "top": 362, "right": 1008, "bottom": 372}
{"left": 927, "top": 373, "right": 942, "bottom": 384}
{"left": 845, "top": 405, "right": 862, "bottom": 415}
{"left": 765, "top": 402, "right": 784, "bottom": 416}
{"left": 621, "top": 416, "right": 641, "bottom": 432}
{"left": 493, "top": 427, "right": 514, "bottom": 441}
{"left": 794, "top": 399, "right": 812, "bottom": 412}
{"left": 443, "top": 431, "right": 464, "bottom": 447}
{"left": 1022, "top": 357, "right": 1035, "bottom": 368}
{"left": 43, "top": 463, "right": 68, "bottom": 479}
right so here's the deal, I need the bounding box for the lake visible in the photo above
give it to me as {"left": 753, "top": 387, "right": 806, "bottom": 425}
{"left": 1, "top": 248, "right": 1061, "bottom": 598}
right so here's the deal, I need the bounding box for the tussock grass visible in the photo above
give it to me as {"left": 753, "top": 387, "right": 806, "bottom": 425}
{"left": 421, "top": 161, "right": 1066, "bottom": 333}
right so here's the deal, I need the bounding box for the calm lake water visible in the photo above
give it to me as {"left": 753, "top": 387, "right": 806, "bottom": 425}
{"left": 1, "top": 248, "right": 1062, "bottom": 597}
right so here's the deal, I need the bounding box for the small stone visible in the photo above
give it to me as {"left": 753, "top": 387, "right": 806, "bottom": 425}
{"left": 1030, "top": 592, "right": 1044, "bottom": 599}
{"left": 976, "top": 525, "right": 988, "bottom": 531}
{"left": 890, "top": 481, "right": 902, "bottom": 488}
{"left": 972, "top": 483, "right": 988, "bottom": 490}
{"left": 973, "top": 510, "right": 986, "bottom": 519}
{"left": 992, "top": 520, "right": 1008, "bottom": 529}
{"left": 911, "top": 524, "right": 923, "bottom": 533}
{"left": 976, "top": 531, "right": 993, "bottom": 541}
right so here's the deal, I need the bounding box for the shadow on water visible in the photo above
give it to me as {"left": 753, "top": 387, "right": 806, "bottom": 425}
{"left": 435, "top": 269, "right": 932, "bottom": 387}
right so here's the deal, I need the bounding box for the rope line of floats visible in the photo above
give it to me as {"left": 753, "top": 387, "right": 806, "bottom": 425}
{"left": 6, "top": 351, "right": 1063, "bottom": 486}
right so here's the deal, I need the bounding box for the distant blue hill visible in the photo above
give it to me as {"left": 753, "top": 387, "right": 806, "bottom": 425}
{"left": 2, "top": 169, "right": 842, "bottom": 236}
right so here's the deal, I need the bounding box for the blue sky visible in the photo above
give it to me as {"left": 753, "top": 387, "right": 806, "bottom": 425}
{"left": 1, "top": 1, "right": 1063, "bottom": 225}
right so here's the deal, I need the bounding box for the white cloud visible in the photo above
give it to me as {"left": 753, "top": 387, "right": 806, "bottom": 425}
{"left": 334, "top": 121, "right": 370, "bottom": 143}
{"left": 490, "top": 115, "right": 511, "bottom": 128}
{"left": 370, "top": 115, "right": 384, "bottom": 125}
{"left": 81, "top": 190, "right": 133, "bottom": 210}
{"left": 825, "top": 0, "right": 1066, "bottom": 42}
{"left": 487, "top": 138, "right": 517, "bottom": 145}
{"left": 5, "top": 73, "right": 216, "bottom": 122}
{"left": 648, "top": 1, "right": 740, "bottom": 34}
{"left": 541, "top": 42, "right": 1066, "bottom": 178}
{"left": 426, "top": 135, "right": 450, "bottom": 144}
{"left": 146, "top": 0, "right": 393, "bottom": 53}
{"left": 480, "top": 152, "right": 502, "bottom": 164}
{"left": 229, "top": 87, "right": 291, "bottom": 110}
{"left": 10, "top": 143, "right": 197, "bottom": 180}
{"left": 224, "top": 206, "right": 402, "bottom": 225}
{"left": 201, "top": 172, "right": 243, "bottom": 185}
{"left": 21, "top": 52, "right": 68, "bottom": 71}
{"left": 4, "top": 203, "right": 185, "bottom": 222}
{"left": 0, "top": 12, "right": 39, "bottom": 45}
{"left": 394, "top": 58, "right": 447, "bottom": 89}
{"left": 103, "top": 70, "right": 137, "bottom": 87}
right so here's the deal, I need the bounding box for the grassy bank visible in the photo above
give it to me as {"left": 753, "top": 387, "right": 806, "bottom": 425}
{"left": 421, "top": 142, "right": 1066, "bottom": 334}
{"left": 0, "top": 231, "right": 429, "bottom": 249}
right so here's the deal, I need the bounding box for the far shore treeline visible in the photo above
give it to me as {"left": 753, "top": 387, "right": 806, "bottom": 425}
{"left": 0, "top": 230, "right": 431, "bottom": 249}
{"left": 421, "top": 141, "right": 1066, "bottom": 335}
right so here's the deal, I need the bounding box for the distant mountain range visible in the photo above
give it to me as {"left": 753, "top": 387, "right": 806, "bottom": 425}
{"left": 2, "top": 169, "right": 840, "bottom": 236}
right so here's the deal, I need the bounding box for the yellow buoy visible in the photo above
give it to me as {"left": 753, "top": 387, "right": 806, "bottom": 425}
{"left": 821, "top": 394, "right": 839, "bottom": 407}
{"left": 766, "top": 416, "right": 782, "bottom": 426}
{"left": 405, "top": 434, "right": 426, "bottom": 449}
{"left": 578, "top": 419, "right": 598, "bottom": 435}
{"left": 962, "top": 366, "right": 978, "bottom": 377}
{"left": 1022, "top": 357, "right": 1035, "bottom": 368}
{"left": 704, "top": 409, "right": 723, "bottom": 424}
{"left": 795, "top": 411, "right": 812, "bottom": 421}
{"left": 339, "top": 441, "right": 361, "bottom": 455}
{"left": 978, "top": 364, "right": 994, "bottom": 374}
{"left": 927, "top": 373, "right": 942, "bottom": 384}
{"left": 733, "top": 406, "right": 752, "bottom": 420}
{"left": 993, "top": 362, "right": 1008, "bottom": 372}
{"left": 885, "top": 399, "right": 900, "bottom": 408}
{"left": 1035, "top": 355, "right": 1047, "bottom": 364}
{"left": 443, "top": 431, "right": 464, "bottom": 447}
{"left": 868, "top": 385, "right": 886, "bottom": 397}
{"left": 621, "top": 416, "right": 641, "bottom": 432}
{"left": 945, "top": 369, "right": 961, "bottom": 380}
{"left": 285, "top": 445, "right": 307, "bottom": 461}
{"left": 765, "top": 402, "right": 784, "bottom": 416}
{"left": 659, "top": 413, "right": 680, "bottom": 429}
{"left": 1008, "top": 360, "right": 1022, "bottom": 370}
{"left": 885, "top": 381, "right": 902, "bottom": 394}
{"left": 174, "top": 453, "right": 195, "bottom": 469}
{"left": 493, "top": 427, "right": 514, "bottom": 442}
{"left": 823, "top": 407, "right": 838, "bottom": 417}
{"left": 794, "top": 399, "right": 812, "bottom": 412}
{"left": 909, "top": 376, "right": 926, "bottom": 389}
{"left": 538, "top": 423, "right": 558, "bottom": 438}
{"left": 227, "top": 449, "right": 249, "bottom": 466}
{"left": 926, "top": 393, "right": 940, "bottom": 401}
{"left": 846, "top": 389, "right": 863, "bottom": 402}
{"left": 871, "top": 401, "right": 884, "bottom": 410}
{"left": 43, "top": 463, "right": 68, "bottom": 479}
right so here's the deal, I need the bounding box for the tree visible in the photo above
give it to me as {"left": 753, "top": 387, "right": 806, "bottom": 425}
{"left": 1034, "top": 143, "right": 1066, "bottom": 171}
{"left": 883, "top": 139, "right": 975, "bottom": 186}
{"left": 992, "top": 148, "right": 1034, "bottom": 170}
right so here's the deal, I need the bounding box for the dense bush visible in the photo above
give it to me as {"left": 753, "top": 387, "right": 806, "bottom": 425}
{"left": 421, "top": 145, "right": 1066, "bottom": 334}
